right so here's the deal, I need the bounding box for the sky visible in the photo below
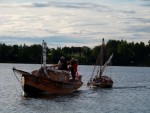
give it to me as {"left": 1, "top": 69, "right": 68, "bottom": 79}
{"left": 0, "top": 0, "right": 150, "bottom": 48}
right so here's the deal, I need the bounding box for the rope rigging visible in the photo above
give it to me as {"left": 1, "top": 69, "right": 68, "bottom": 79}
{"left": 13, "top": 69, "right": 24, "bottom": 91}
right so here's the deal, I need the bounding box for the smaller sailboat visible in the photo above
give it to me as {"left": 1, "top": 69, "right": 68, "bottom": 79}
{"left": 13, "top": 40, "right": 83, "bottom": 95}
{"left": 87, "top": 38, "right": 113, "bottom": 88}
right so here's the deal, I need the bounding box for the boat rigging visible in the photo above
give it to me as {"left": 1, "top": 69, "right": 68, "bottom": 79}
{"left": 13, "top": 40, "right": 83, "bottom": 95}
{"left": 87, "top": 38, "right": 113, "bottom": 88}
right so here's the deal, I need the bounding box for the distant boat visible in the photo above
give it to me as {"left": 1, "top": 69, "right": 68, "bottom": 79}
{"left": 13, "top": 40, "right": 83, "bottom": 95}
{"left": 87, "top": 38, "right": 113, "bottom": 88}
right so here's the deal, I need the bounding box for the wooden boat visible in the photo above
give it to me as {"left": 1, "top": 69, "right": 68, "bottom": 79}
{"left": 13, "top": 40, "right": 83, "bottom": 95}
{"left": 87, "top": 38, "right": 113, "bottom": 88}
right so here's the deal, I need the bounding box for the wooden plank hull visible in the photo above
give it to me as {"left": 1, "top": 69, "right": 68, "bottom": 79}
{"left": 22, "top": 74, "right": 83, "bottom": 94}
{"left": 87, "top": 76, "right": 113, "bottom": 88}
{"left": 93, "top": 81, "right": 113, "bottom": 88}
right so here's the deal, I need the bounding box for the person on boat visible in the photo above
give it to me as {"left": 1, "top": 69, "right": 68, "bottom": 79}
{"left": 74, "top": 59, "right": 79, "bottom": 80}
{"left": 69, "top": 58, "right": 79, "bottom": 81}
{"left": 58, "top": 56, "right": 68, "bottom": 70}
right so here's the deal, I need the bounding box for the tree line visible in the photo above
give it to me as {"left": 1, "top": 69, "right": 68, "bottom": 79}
{"left": 0, "top": 40, "right": 150, "bottom": 66}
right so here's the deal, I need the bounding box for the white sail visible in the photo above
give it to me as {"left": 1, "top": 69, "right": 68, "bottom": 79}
{"left": 101, "top": 53, "right": 113, "bottom": 75}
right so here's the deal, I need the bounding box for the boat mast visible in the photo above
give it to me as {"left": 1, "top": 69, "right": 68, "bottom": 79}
{"left": 99, "top": 38, "right": 104, "bottom": 77}
{"left": 42, "top": 40, "right": 47, "bottom": 68}
{"left": 42, "top": 40, "right": 49, "bottom": 77}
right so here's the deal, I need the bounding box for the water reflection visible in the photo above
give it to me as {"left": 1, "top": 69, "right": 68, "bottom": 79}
{"left": 23, "top": 90, "right": 83, "bottom": 100}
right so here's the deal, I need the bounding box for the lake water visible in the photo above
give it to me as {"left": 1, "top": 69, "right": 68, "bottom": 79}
{"left": 0, "top": 63, "right": 150, "bottom": 113}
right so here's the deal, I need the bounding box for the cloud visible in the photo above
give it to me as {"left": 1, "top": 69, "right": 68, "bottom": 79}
{"left": 125, "top": 25, "right": 150, "bottom": 33}
{"left": 141, "top": 3, "right": 150, "bottom": 7}
{"left": 139, "top": 0, "right": 150, "bottom": 7}
{"left": 120, "top": 10, "right": 136, "bottom": 14}
{"left": 0, "top": 0, "right": 149, "bottom": 47}
{"left": 6, "top": 1, "right": 111, "bottom": 13}
{"left": 32, "top": 2, "right": 49, "bottom": 7}
{"left": 123, "top": 17, "right": 150, "bottom": 34}
{"left": 130, "top": 17, "right": 150, "bottom": 23}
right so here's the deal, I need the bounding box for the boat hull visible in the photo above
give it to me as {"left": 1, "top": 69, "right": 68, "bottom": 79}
{"left": 88, "top": 76, "right": 113, "bottom": 88}
{"left": 21, "top": 74, "right": 83, "bottom": 94}
{"left": 93, "top": 81, "right": 113, "bottom": 88}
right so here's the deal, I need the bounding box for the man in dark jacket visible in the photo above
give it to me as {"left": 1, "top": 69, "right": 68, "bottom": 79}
{"left": 58, "top": 56, "right": 68, "bottom": 70}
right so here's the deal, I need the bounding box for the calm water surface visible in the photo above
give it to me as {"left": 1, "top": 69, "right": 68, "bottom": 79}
{"left": 0, "top": 63, "right": 150, "bottom": 113}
